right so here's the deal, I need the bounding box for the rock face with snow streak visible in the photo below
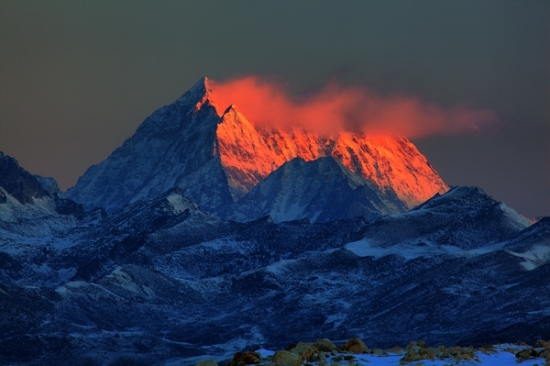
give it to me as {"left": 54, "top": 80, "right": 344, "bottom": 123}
{"left": 66, "top": 77, "right": 447, "bottom": 219}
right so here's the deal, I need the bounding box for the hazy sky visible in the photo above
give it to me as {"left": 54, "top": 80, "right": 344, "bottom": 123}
{"left": 0, "top": 1, "right": 548, "bottom": 217}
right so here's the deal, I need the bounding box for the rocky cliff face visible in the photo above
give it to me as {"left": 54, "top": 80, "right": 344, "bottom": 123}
{"left": 0, "top": 152, "right": 50, "bottom": 204}
{"left": 66, "top": 77, "right": 447, "bottom": 220}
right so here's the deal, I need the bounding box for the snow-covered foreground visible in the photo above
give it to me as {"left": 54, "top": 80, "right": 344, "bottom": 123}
{"left": 189, "top": 342, "right": 550, "bottom": 366}
{"left": 302, "top": 350, "right": 545, "bottom": 366}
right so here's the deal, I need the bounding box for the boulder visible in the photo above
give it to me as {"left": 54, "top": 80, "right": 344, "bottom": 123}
{"left": 515, "top": 348, "right": 538, "bottom": 361}
{"left": 479, "top": 344, "right": 497, "bottom": 354}
{"left": 269, "top": 350, "right": 302, "bottom": 366}
{"left": 344, "top": 338, "right": 369, "bottom": 354}
{"left": 313, "top": 338, "right": 337, "bottom": 352}
{"left": 288, "top": 342, "right": 319, "bottom": 361}
{"left": 401, "top": 341, "right": 435, "bottom": 363}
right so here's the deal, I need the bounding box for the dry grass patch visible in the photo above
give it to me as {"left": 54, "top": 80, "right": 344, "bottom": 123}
{"left": 195, "top": 360, "right": 218, "bottom": 366}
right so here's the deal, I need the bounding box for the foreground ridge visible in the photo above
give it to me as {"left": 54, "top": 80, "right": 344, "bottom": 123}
{"left": 1, "top": 155, "right": 548, "bottom": 364}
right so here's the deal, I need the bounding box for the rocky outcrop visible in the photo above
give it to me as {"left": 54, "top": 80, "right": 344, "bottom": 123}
{"left": 344, "top": 338, "right": 369, "bottom": 354}
{"left": 269, "top": 350, "right": 302, "bottom": 366}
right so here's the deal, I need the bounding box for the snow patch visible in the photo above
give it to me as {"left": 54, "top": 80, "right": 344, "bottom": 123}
{"left": 345, "top": 239, "right": 504, "bottom": 260}
{"left": 506, "top": 245, "right": 550, "bottom": 270}
{"left": 165, "top": 192, "right": 195, "bottom": 214}
{"left": 265, "top": 258, "right": 297, "bottom": 274}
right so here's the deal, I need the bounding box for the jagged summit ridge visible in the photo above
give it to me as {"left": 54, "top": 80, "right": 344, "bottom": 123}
{"left": 179, "top": 76, "right": 214, "bottom": 111}
{"left": 67, "top": 77, "right": 448, "bottom": 218}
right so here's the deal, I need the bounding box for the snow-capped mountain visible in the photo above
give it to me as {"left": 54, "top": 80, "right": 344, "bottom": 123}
{"left": 66, "top": 77, "right": 447, "bottom": 219}
{"left": 33, "top": 175, "right": 62, "bottom": 197}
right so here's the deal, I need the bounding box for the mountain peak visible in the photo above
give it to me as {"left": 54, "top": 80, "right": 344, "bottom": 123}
{"left": 188, "top": 76, "right": 212, "bottom": 93}
{"left": 182, "top": 76, "right": 215, "bottom": 112}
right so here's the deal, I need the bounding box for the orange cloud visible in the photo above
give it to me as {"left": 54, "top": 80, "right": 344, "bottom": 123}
{"left": 210, "top": 76, "right": 497, "bottom": 138}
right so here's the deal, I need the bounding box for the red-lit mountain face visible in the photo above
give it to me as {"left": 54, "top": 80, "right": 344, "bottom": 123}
{"left": 212, "top": 79, "right": 448, "bottom": 209}
{"left": 216, "top": 105, "right": 448, "bottom": 205}
{"left": 67, "top": 77, "right": 448, "bottom": 221}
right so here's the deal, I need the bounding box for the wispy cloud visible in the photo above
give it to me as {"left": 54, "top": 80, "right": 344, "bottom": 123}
{"left": 211, "top": 76, "right": 497, "bottom": 137}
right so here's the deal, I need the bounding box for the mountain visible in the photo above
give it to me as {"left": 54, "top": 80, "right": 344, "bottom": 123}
{"left": 66, "top": 77, "right": 448, "bottom": 219}
{"left": 228, "top": 156, "right": 406, "bottom": 223}
{"left": 65, "top": 78, "right": 232, "bottom": 214}
{"left": 33, "top": 175, "right": 62, "bottom": 197}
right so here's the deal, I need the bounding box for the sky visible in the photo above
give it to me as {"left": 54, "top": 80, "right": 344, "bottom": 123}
{"left": 0, "top": 1, "right": 548, "bottom": 218}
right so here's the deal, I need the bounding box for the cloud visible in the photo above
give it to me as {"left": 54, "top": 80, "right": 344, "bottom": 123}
{"left": 210, "top": 76, "right": 497, "bottom": 138}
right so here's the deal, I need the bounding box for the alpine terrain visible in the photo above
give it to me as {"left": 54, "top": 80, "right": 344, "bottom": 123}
{"left": 0, "top": 78, "right": 548, "bottom": 365}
